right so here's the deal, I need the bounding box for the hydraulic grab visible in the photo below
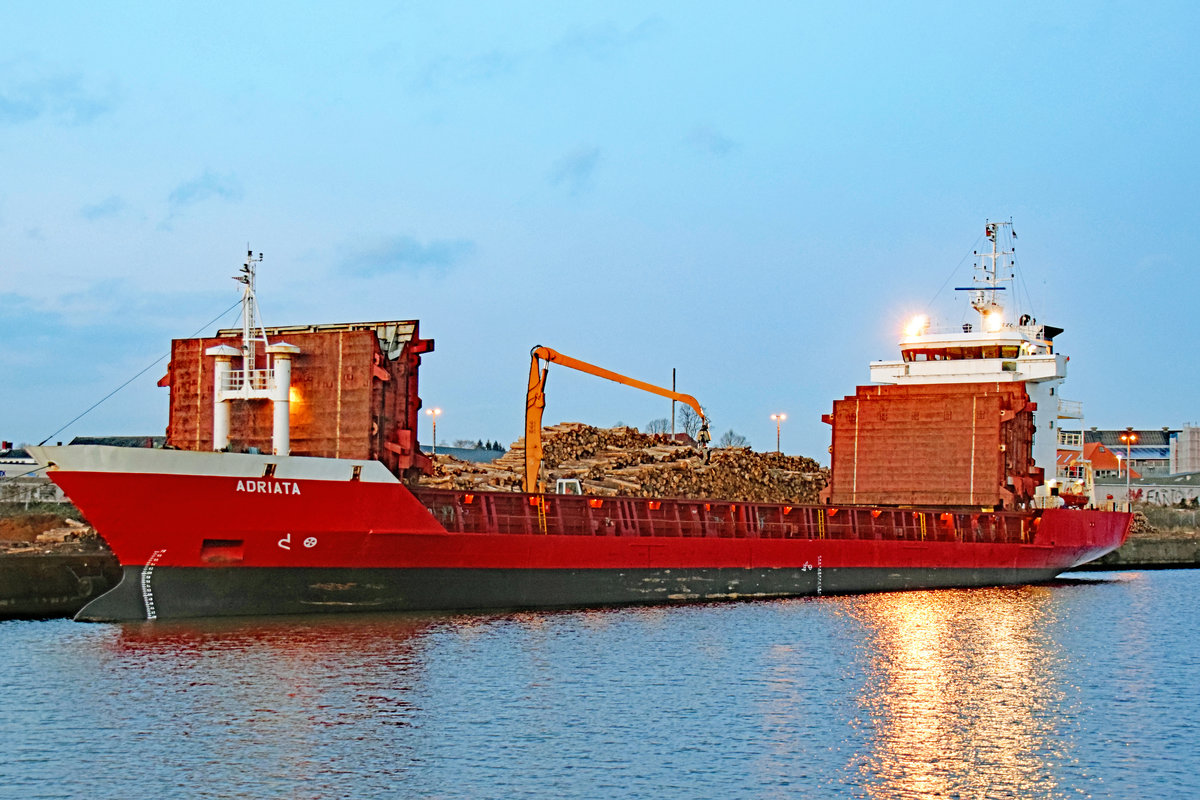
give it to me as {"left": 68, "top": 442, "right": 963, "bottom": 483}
{"left": 524, "top": 346, "right": 705, "bottom": 493}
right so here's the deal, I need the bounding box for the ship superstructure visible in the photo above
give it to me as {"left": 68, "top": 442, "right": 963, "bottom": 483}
{"left": 864, "top": 221, "right": 1084, "bottom": 505}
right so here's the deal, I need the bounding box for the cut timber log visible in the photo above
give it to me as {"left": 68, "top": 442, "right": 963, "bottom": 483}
{"left": 417, "top": 423, "right": 829, "bottom": 504}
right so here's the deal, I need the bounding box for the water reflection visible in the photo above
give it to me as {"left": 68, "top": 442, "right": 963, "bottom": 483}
{"left": 848, "top": 587, "right": 1065, "bottom": 798}
{"left": 94, "top": 596, "right": 1078, "bottom": 798}
{"left": 95, "top": 614, "right": 444, "bottom": 794}
{"left": 5, "top": 573, "right": 1194, "bottom": 799}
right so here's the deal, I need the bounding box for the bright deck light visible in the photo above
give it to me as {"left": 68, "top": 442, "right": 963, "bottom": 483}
{"left": 904, "top": 314, "right": 929, "bottom": 336}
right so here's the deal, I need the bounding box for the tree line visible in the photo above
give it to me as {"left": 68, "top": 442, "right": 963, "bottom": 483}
{"left": 643, "top": 409, "right": 749, "bottom": 448}
{"left": 449, "top": 439, "right": 506, "bottom": 451}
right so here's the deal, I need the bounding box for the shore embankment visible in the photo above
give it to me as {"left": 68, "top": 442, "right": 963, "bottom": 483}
{"left": 1072, "top": 526, "right": 1200, "bottom": 571}
{"left": 1071, "top": 507, "right": 1200, "bottom": 571}
{"left": 1074, "top": 536, "right": 1200, "bottom": 570}
{"left": 0, "top": 503, "right": 121, "bottom": 619}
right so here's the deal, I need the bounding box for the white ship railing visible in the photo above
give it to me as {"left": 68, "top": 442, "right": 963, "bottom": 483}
{"left": 220, "top": 368, "right": 276, "bottom": 393}
{"left": 1058, "top": 430, "right": 1083, "bottom": 448}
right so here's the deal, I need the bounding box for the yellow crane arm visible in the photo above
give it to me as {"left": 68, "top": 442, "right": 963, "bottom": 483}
{"left": 524, "top": 345, "right": 705, "bottom": 492}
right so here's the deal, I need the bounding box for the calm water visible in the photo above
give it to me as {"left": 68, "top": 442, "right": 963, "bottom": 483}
{"left": 2, "top": 570, "right": 1198, "bottom": 799}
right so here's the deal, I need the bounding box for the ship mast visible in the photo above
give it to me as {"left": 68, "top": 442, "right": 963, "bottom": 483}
{"left": 234, "top": 249, "right": 270, "bottom": 374}
{"left": 969, "top": 220, "right": 1015, "bottom": 328}
{"left": 208, "top": 249, "right": 301, "bottom": 456}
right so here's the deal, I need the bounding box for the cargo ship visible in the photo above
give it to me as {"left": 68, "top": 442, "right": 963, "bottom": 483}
{"left": 30, "top": 227, "right": 1131, "bottom": 621}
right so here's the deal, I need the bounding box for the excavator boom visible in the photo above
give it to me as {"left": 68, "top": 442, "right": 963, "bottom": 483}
{"left": 524, "top": 346, "right": 705, "bottom": 492}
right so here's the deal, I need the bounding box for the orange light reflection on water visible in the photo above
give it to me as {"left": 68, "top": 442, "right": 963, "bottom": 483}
{"left": 849, "top": 587, "right": 1065, "bottom": 799}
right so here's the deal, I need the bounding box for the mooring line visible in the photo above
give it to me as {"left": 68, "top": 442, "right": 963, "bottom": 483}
{"left": 37, "top": 299, "right": 242, "bottom": 446}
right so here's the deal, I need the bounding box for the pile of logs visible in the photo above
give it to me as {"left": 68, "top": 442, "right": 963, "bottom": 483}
{"left": 416, "top": 422, "right": 829, "bottom": 504}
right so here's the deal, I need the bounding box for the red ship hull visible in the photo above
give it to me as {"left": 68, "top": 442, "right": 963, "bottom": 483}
{"left": 31, "top": 446, "right": 1131, "bottom": 621}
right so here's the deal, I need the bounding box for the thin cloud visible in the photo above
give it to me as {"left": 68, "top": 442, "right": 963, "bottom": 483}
{"left": 687, "top": 126, "right": 739, "bottom": 157}
{"left": 0, "top": 67, "right": 115, "bottom": 125}
{"left": 553, "top": 17, "right": 666, "bottom": 61}
{"left": 412, "top": 50, "right": 522, "bottom": 91}
{"left": 403, "top": 17, "right": 663, "bottom": 92}
{"left": 160, "top": 170, "right": 243, "bottom": 229}
{"left": 340, "top": 235, "right": 476, "bottom": 277}
{"left": 168, "top": 170, "right": 243, "bottom": 209}
{"left": 549, "top": 146, "right": 602, "bottom": 195}
{"left": 0, "top": 280, "right": 223, "bottom": 333}
{"left": 80, "top": 195, "right": 127, "bottom": 220}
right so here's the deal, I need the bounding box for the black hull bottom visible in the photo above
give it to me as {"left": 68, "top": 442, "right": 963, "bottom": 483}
{"left": 77, "top": 564, "right": 1068, "bottom": 622}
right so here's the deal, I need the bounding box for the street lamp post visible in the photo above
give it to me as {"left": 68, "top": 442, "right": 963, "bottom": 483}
{"left": 425, "top": 407, "right": 442, "bottom": 456}
{"left": 770, "top": 413, "right": 787, "bottom": 454}
{"left": 1120, "top": 427, "right": 1138, "bottom": 509}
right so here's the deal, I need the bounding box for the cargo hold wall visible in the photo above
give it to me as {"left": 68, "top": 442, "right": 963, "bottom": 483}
{"left": 162, "top": 320, "right": 433, "bottom": 477}
{"left": 823, "top": 382, "right": 1041, "bottom": 508}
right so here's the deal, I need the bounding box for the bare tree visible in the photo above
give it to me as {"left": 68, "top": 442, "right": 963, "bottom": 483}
{"left": 645, "top": 418, "right": 670, "bottom": 434}
{"left": 678, "top": 407, "right": 706, "bottom": 438}
{"left": 718, "top": 429, "right": 749, "bottom": 448}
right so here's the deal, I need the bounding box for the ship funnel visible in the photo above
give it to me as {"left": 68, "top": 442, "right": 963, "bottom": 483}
{"left": 266, "top": 342, "right": 300, "bottom": 456}
{"left": 205, "top": 344, "right": 242, "bottom": 451}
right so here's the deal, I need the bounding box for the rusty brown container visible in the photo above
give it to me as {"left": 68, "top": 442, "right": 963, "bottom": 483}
{"left": 823, "top": 382, "right": 1041, "bottom": 508}
{"left": 162, "top": 321, "right": 434, "bottom": 476}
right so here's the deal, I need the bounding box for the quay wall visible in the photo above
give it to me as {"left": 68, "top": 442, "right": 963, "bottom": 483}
{"left": 1072, "top": 534, "right": 1200, "bottom": 571}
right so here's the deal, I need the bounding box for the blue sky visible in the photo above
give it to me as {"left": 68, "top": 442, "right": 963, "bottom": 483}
{"left": 2, "top": 2, "right": 1197, "bottom": 462}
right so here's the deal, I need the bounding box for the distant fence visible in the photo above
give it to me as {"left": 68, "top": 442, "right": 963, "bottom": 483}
{"left": 0, "top": 477, "right": 67, "bottom": 505}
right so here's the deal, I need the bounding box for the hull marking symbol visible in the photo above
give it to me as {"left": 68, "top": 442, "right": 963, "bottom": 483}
{"left": 278, "top": 534, "right": 317, "bottom": 550}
